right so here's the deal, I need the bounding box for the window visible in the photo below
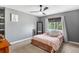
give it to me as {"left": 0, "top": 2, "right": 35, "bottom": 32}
{"left": 48, "top": 17, "right": 63, "bottom": 30}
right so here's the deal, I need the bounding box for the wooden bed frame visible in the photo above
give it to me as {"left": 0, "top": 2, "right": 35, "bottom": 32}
{"left": 31, "top": 39, "right": 55, "bottom": 53}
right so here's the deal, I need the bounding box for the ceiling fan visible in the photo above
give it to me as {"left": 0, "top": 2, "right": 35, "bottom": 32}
{"left": 30, "top": 5, "right": 48, "bottom": 15}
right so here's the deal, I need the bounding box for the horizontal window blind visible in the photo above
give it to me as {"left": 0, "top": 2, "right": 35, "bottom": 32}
{"left": 48, "top": 17, "right": 61, "bottom": 22}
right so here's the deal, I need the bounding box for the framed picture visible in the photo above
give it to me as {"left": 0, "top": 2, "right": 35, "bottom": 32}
{"left": 10, "top": 13, "right": 19, "bottom": 22}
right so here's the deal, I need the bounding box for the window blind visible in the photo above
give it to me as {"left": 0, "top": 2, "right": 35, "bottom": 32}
{"left": 48, "top": 17, "right": 61, "bottom": 22}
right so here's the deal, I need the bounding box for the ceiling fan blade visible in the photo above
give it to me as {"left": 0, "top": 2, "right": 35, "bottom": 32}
{"left": 43, "top": 7, "right": 48, "bottom": 11}
{"left": 42, "top": 12, "right": 46, "bottom": 15}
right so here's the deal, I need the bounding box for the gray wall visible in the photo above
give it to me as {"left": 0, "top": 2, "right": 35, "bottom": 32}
{"left": 5, "top": 8, "right": 39, "bottom": 42}
{"left": 40, "top": 9, "right": 79, "bottom": 42}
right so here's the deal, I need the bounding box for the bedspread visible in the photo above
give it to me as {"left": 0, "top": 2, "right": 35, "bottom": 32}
{"left": 32, "top": 34, "right": 63, "bottom": 51}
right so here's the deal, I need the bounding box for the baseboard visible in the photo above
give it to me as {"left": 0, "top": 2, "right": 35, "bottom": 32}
{"left": 68, "top": 41, "right": 79, "bottom": 45}
{"left": 10, "top": 37, "right": 32, "bottom": 50}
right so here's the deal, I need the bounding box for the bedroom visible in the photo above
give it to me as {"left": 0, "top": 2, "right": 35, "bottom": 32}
{"left": 0, "top": 5, "right": 79, "bottom": 53}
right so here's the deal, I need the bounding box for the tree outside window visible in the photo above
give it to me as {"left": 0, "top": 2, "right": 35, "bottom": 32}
{"left": 48, "top": 22, "right": 63, "bottom": 30}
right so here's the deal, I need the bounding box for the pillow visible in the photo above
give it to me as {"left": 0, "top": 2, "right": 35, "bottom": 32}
{"left": 57, "top": 34, "right": 63, "bottom": 39}
{"left": 48, "top": 31, "right": 60, "bottom": 37}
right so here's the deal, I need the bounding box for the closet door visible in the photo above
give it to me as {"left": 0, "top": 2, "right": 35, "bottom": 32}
{"left": 37, "top": 22, "right": 43, "bottom": 34}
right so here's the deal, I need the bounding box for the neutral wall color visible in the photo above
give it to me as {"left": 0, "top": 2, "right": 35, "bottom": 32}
{"left": 5, "top": 8, "right": 39, "bottom": 42}
{"left": 40, "top": 9, "right": 79, "bottom": 42}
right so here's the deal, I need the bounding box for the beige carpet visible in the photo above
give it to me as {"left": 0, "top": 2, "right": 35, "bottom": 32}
{"left": 57, "top": 42, "right": 79, "bottom": 53}
{"left": 11, "top": 44, "right": 47, "bottom": 53}
{"left": 11, "top": 42, "right": 79, "bottom": 53}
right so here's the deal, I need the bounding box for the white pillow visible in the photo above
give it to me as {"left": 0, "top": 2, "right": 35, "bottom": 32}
{"left": 48, "top": 31, "right": 60, "bottom": 37}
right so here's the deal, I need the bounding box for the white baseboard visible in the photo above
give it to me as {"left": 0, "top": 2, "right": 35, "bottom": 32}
{"left": 10, "top": 37, "right": 32, "bottom": 50}
{"left": 68, "top": 41, "right": 79, "bottom": 45}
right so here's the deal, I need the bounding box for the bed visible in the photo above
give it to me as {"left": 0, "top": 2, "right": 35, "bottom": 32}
{"left": 31, "top": 31, "right": 64, "bottom": 53}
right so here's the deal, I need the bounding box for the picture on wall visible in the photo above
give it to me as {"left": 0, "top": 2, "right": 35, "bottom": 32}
{"left": 10, "top": 13, "right": 19, "bottom": 22}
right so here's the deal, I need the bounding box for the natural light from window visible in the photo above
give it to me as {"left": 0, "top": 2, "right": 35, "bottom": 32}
{"left": 48, "top": 17, "right": 63, "bottom": 31}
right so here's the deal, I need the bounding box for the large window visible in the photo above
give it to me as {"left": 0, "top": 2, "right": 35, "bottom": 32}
{"left": 48, "top": 17, "right": 63, "bottom": 30}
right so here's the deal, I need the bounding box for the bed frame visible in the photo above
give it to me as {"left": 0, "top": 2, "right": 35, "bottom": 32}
{"left": 31, "top": 39, "right": 55, "bottom": 53}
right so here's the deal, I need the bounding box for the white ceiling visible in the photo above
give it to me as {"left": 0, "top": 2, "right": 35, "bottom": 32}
{"left": 2, "top": 5, "right": 79, "bottom": 17}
